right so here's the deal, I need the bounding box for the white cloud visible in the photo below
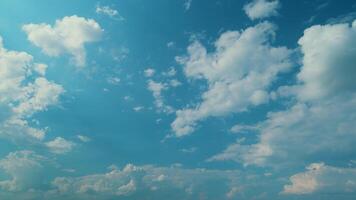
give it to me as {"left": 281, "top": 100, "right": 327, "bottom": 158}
{"left": 283, "top": 163, "right": 356, "bottom": 195}
{"left": 96, "top": 5, "right": 124, "bottom": 20}
{"left": 0, "top": 35, "right": 64, "bottom": 142}
{"left": 0, "top": 36, "right": 33, "bottom": 103}
{"left": 296, "top": 21, "right": 356, "bottom": 101}
{"left": 106, "top": 76, "right": 120, "bottom": 85}
{"left": 46, "top": 137, "right": 75, "bottom": 154}
{"left": 77, "top": 135, "right": 91, "bottom": 143}
{"left": 144, "top": 68, "right": 155, "bottom": 77}
{"left": 133, "top": 106, "right": 144, "bottom": 112}
{"left": 243, "top": 0, "right": 280, "bottom": 20}
{"left": 51, "top": 163, "right": 242, "bottom": 199}
{"left": 13, "top": 77, "right": 64, "bottom": 117}
{"left": 0, "top": 151, "right": 46, "bottom": 192}
{"left": 162, "top": 67, "right": 177, "bottom": 77}
{"left": 169, "top": 79, "right": 182, "bottom": 87}
{"left": 210, "top": 20, "right": 356, "bottom": 167}
{"left": 172, "top": 22, "right": 292, "bottom": 137}
{"left": 147, "top": 80, "right": 174, "bottom": 113}
{"left": 34, "top": 63, "right": 48, "bottom": 76}
{"left": 23, "top": 15, "right": 103, "bottom": 67}
{"left": 180, "top": 147, "right": 197, "bottom": 153}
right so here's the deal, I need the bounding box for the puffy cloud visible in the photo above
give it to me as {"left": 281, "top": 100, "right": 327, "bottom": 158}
{"left": 210, "top": 20, "right": 356, "bottom": 167}
{"left": 172, "top": 22, "right": 292, "bottom": 137}
{"left": 0, "top": 36, "right": 33, "bottom": 103}
{"left": 13, "top": 77, "right": 64, "bottom": 117}
{"left": 283, "top": 163, "right": 356, "bottom": 195}
{"left": 0, "top": 151, "right": 46, "bottom": 192}
{"left": 46, "top": 137, "right": 76, "bottom": 154}
{"left": 0, "top": 35, "right": 64, "bottom": 142}
{"left": 23, "top": 15, "right": 103, "bottom": 67}
{"left": 297, "top": 21, "right": 356, "bottom": 101}
{"left": 243, "top": 0, "right": 280, "bottom": 20}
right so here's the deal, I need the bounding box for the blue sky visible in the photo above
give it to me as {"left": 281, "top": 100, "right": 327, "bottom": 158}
{"left": 0, "top": 0, "right": 356, "bottom": 199}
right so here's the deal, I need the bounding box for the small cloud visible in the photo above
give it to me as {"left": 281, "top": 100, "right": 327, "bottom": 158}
{"left": 144, "top": 68, "right": 155, "bottom": 77}
{"left": 133, "top": 106, "right": 144, "bottom": 112}
{"left": 96, "top": 5, "right": 124, "bottom": 20}
{"left": 244, "top": 0, "right": 280, "bottom": 20}
{"left": 124, "top": 96, "right": 133, "bottom": 101}
{"left": 46, "top": 137, "right": 75, "bottom": 154}
{"left": 106, "top": 76, "right": 121, "bottom": 85}
{"left": 169, "top": 79, "right": 182, "bottom": 87}
{"left": 180, "top": 147, "right": 197, "bottom": 153}
{"left": 77, "top": 135, "right": 91, "bottom": 143}
{"left": 162, "top": 67, "right": 177, "bottom": 77}
{"left": 167, "top": 41, "right": 175, "bottom": 48}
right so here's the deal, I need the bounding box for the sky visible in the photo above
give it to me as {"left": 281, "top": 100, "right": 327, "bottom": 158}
{"left": 0, "top": 0, "right": 356, "bottom": 199}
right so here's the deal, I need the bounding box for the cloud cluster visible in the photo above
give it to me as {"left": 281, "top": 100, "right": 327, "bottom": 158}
{"left": 172, "top": 22, "right": 292, "bottom": 137}
{"left": 51, "top": 164, "right": 242, "bottom": 200}
{"left": 210, "top": 20, "right": 356, "bottom": 169}
{"left": 23, "top": 15, "right": 103, "bottom": 67}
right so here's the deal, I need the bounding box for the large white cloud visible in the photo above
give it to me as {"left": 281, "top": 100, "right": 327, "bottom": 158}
{"left": 210, "top": 20, "right": 356, "bottom": 167}
{"left": 297, "top": 21, "right": 356, "bottom": 101}
{"left": 243, "top": 0, "right": 280, "bottom": 20}
{"left": 23, "top": 15, "right": 103, "bottom": 67}
{"left": 0, "top": 35, "right": 64, "bottom": 142}
{"left": 0, "top": 36, "right": 33, "bottom": 103}
{"left": 282, "top": 163, "right": 356, "bottom": 195}
{"left": 172, "top": 22, "right": 292, "bottom": 137}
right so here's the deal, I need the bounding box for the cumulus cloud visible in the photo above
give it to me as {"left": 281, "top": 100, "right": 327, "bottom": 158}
{"left": 283, "top": 163, "right": 356, "bottom": 195}
{"left": 46, "top": 137, "right": 76, "bottom": 154}
{"left": 23, "top": 15, "right": 103, "bottom": 67}
{"left": 244, "top": 0, "right": 280, "bottom": 20}
{"left": 0, "top": 35, "right": 64, "bottom": 142}
{"left": 297, "top": 21, "right": 356, "bottom": 101}
{"left": 13, "top": 77, "right": 64, "bottom": 117}
{"left": 0, "top": 151, "right": 47, "bottom": 192}
{"left": 210, "top": 20, "right": 356, "bottom": 167}
{"left": 172, "top": 22, "right": 292, "bottom": 137}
